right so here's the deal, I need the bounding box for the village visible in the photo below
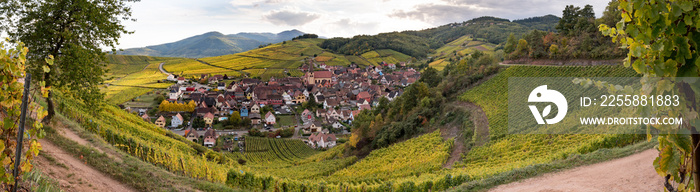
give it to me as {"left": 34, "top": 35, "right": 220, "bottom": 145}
{"left": 134, "top": 61, "right": 419, "bottom": 152}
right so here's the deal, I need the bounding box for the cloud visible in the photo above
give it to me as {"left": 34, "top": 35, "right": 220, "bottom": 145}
{"left": 263, "top": 10, "right": 321, "bottom": 26}
{"left": 389, "top": 0, "right": 610, "bottom": 24}
{"left": 390, "top": 3, "right": 487, "bottom": 24}
{"left": 321, "top": 19, "right": 379, "bottom": 36}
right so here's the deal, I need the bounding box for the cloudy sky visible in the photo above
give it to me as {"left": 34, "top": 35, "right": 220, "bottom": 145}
{"left": 116, "top": 0, "right": 611, "bottom": 49}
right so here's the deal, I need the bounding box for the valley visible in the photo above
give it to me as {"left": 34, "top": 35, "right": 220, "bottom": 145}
{"left": 1, "top": 0, "right": 678, "bottom": 191}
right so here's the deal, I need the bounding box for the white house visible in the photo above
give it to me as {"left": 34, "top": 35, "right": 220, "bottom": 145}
{"left": 167, "top": 74, "right": 176, "bottom": 81}
{"left": 250, "top": 104, "right": 260, "bottom": 113}
{"left": 332, "top": 121, "right": 344, "bottom": 129}
{"left": 265, "top": 111, "right": 276, "bottom": 125}
{"left": 168, "top": 89, "right": 181, "bottom": 100}
{"left": 177, "top": 77, "right": 186, "bottom": 84}
{"left": 282, "top": 92, "right": 293, "bottom": 105}
{"left": 308, "top": 132, "right": 337, "bottom": 148}
{"left": 171, "top": 113, "right": 184, "bottom": 128}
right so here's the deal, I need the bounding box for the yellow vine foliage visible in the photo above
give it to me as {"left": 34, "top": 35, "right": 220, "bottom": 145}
{"left": 0, "top": 39, "right": 48, "bottom": 186}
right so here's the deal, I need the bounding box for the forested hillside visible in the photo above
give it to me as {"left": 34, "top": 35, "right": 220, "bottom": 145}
{"left": 320, "top": 15, "right": 560, "bottom": 58}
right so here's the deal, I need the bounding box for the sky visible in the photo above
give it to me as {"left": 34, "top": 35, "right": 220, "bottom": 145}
{"left": 115, "top": 0, "right": 612, "bottom": 49}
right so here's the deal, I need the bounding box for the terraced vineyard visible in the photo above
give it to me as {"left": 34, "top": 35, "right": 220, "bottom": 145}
{"left": 429, "top": 35, "right": 497, "bottom": 70}
{"left": 360, "top": 49, "right": 412, "bottom": 65}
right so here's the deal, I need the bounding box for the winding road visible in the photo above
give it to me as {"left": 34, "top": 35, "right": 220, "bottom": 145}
{"left": 158, "top": 62, "right": 170, "bottom": 76}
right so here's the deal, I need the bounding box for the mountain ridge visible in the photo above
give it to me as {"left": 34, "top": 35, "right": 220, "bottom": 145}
{"left": 117, "top": 29, "right": 305, "bottom": 58}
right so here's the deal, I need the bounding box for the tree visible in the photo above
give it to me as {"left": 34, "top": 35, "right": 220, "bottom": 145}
{"left": 597, "top": 0, "right": 620, "bottom": 28}
{"left": 154, "top": 95, "right": 165, "bottom": 104}
{"left": 504, "top": 33, "right": 517, "bottom": 54}
{"left": 229, "top": 111, "right": 242, "bottom": 126}
{"left": 419, "top": 67, "right": 441, "bottom": 87}
{"left": 159, "top": 100, "right": 169, "bottom": 112}
{"left": 1, "top": 0, "right": 138, "bottom": 122}
{"left": 549, "top": 44, "right": 559, "bottom": 58}
{"left": 556, "top": 5, "right": 580, "bottom": 35}
{"left": 600, "top": 1, "right": 700, "bottom": 191}
{"left": 187, "top": 100, "right": 197, "bottom": 112}
{"left": 574, "top": 5, "right": 596, "bottom": 33}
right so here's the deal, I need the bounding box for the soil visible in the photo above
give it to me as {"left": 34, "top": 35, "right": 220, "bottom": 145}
{"left": 490, "top": 149, "right": 663, "bottom": 192}
{"left": 35, "top": 139, "right": 134, "bottom": 192}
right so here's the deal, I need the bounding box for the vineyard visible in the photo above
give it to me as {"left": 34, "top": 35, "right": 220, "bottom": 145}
{"left": 454, "top": 65, "right": 645, "bottom": 179}
{"left": 158, "top": 39, "right": 414, "bottom": 80}
{"left": 103, "top": 55, "right": 174, "bottom": 80}
{"left": 103, "top": 57, "right": 177, "bottom": 104}
{"left": 360, "top": 49, "right": 411, "bottom": 65}
{"left": 243, "top": 136, "right": 317, "bottom": 163}
{"left": 55, "top": 89, "right": 477, "bottom": 191}
{"left": 429, "top": 35, "right": 497, "bottom": 70}
{"left": 329, "top": 131, "right": 452, "bottom": 182}
{"left": 162, "top": 58, "right": 241, "bottom": 77}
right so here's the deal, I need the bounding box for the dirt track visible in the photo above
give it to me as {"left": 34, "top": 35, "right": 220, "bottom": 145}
{"left": 35, "top": 124, "right": 134, "bottom": 192}
{"left": 490, "top": 149, "right": 663, "bottom": 192}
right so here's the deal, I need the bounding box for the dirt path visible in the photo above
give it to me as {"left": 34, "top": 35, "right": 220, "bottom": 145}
{"left": 442, "top": 73, "right": 495, "bottom": 168}
{"left": 36, "top": 139, "right": 134, "bottom": 192}
{"left": 442, "top": 101, "right": 491, "bottom": 168}
{"left": 490, "top": 149, "right": 663, "bottom": 192}
{"left": 53, "top": 120, "right": 122, "bottom": 162}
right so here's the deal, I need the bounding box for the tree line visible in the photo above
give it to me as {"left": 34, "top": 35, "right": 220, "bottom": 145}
{"left": 504, "top": 1, "right": 626, "bottom": 60}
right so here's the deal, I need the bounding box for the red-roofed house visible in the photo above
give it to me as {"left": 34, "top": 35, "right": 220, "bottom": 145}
{"left": 357, "top": 91, "right": 371, "bottom": 102}
{"left": 177, "top": 77, "right": 186, "bottom": 84}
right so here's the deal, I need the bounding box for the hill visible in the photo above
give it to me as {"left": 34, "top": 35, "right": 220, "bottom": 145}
{"left": 102, "top": 55, "right": 186, "bottom": 105}
{"left": 163, "top": 38, "right": 411, "bottom": 80}
{"left": 117, "top": 30, "right": 305, "bottom": 58}
{"left": 321, "top": 15, "right": 560, "bottom": 59}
